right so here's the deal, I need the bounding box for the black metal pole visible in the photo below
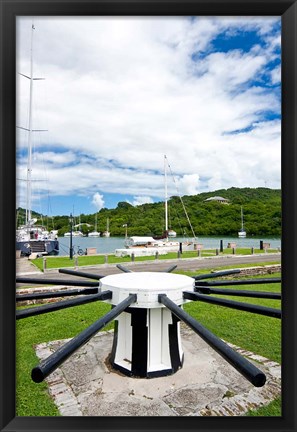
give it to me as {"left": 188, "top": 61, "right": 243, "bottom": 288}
{"left": 183, "top": 291, "right": 281, "bottom": 318}
{"left": 194, "top": 269, "right": 241, "bottom": 280}
{"left": 16, "top": 291, "right": 112, "bottom": 320}
{"left": 31, "top": 293, "right": 137, "bottom": 383}
{"left": 220, "top": 239, "right": 223, "bottom": 253}
{"left": 59, "top": 268, "right": 104, "bottom": 280}
{"left": 195, "top": 277, "right": 281, "bottom": 286}
{"left": 69, "top": 213, "right": 73, "bottom": 260}
{"left": 158, "top": 294, "right": 266, "bottom": 387}
{"left": 163, "top": 264, "right": 177, "bottom": 273}
{"left": 116, "top": 264, "right": 133, "bottom": 273}
{"left": 16, "top": 277, "right": 99, "bottom": 287}
{"left": 195, "top": 286, "right": 281, "bottom": 299}
{"left": 16, "top": 287, "right": 99, "bottom": 301}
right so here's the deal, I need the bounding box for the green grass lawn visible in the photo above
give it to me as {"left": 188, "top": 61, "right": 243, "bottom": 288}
{"left": 183, "top": 275, "right": 281, "bottom": 363}
{"left": 246, "top": 396, "right": 281, "bottom": 416}
{"left": 32, "top": 247, "right": 280, "bottom": 271}
{"left": 16, "top": 301, "right": 112, "bottom": 416}
{"left": 16, "top": 269, "right": 281, "bottom": 417}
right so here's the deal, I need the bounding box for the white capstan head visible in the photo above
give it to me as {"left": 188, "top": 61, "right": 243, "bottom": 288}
{"left": 99, "top": 272, "right": 195, "bottom": 308}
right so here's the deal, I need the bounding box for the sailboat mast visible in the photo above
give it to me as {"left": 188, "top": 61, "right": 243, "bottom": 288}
{"left": 26, "top": 23, "right": 35, "bottom": 224}
{"left": 241, "top": 206, "right": 244, "bottom": 230}
{"left": 164, "top": 155, "right": 168, "bottom": 234}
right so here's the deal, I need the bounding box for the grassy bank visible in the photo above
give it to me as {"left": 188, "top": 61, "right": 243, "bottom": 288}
{"left": 16, "top": 268, "right": 281, "bottom": 417}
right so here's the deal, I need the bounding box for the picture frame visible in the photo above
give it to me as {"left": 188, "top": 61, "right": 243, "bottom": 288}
{"left": 1, "top": 1, "right": 296, "bottom": 431}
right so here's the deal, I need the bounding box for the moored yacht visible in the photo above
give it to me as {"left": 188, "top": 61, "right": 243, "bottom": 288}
{"left": 238, "top": 206, "right": 247, "bottom": 238}
{"left": 115, "top": 156, "right": 197, "bottom": 257}
{"left": 16, "top": 24, "right": 59, "bottom": 257}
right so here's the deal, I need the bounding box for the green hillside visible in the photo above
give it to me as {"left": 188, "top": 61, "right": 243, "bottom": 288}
{"left": 16, "top": 187, "right": 281, "bottom": 237}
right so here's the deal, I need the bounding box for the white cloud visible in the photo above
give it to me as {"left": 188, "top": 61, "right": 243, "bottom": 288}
{"left": 129, "top": 196, "right": 154, "bottom": 206}
{"left": 270, "top": 65, "right": 281, "bottom": 84}
{"left": 32, "top": 151, "right": 77, "bottom": 166}
{"left": 92, "top": 193, "right": 105, "bottom": 210}
{"left": 193, "top": 49, "right": 266, "bottom": 87}
{"left": 175, "top": 174, "right": 200, "bottom": 196}
{"left": 16, "top": 16, "right": 281, "bottom": 212}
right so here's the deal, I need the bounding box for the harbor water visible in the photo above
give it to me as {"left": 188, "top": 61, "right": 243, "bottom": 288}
{"left": 57, "top": 236, "right": 281, "bottom": 257}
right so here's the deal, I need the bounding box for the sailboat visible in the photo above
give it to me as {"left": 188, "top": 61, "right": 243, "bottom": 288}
{"left": 167, "top": 229, "right": 177, "bottom": 237}
{"left": 88, "top": 214, "right": 100, "bottom": 237}
{"left": 16, "top": 24, "right": 59, "bottom": 257}
{"left": 64, "top": 214, "right": 85, "bottom": 237}
{"left": 102, "top": 218, "right": 110, "bottom": 237}
{"left": 115, "top": 156, "right": 197, "bottom": 257}
{"left": 238, "top": 206, "right": 247, "bottom": 238}
{"left": 167, "top": 208, "right": 177, "bottom": 237}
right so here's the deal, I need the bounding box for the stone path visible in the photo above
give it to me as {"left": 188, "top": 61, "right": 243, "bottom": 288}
{"left": 16, "top": 257, "right": 42, "bottom": 276}
{"left": 34, "top": 325, "right": 281, "bottom": 417}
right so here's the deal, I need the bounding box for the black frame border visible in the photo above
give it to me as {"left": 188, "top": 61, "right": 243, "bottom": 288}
{"left": 1, "top": 1, "right": 296, "bottom": 431}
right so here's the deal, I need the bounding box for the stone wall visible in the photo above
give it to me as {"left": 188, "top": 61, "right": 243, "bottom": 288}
{"left": 214, "top": 264, "right": 281, "bottom": 278}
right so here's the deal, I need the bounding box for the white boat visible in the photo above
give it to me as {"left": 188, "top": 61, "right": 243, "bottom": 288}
{"left": 167, "top": 229, "right": 177, "bottom": 237}
{"left": 88, "top": 231, "right": 100, "bottom": 237}
{"left": 88, "top": 214, "right": 100, "bottom": 237}
{"left": 124, "top": 236, "right": 180, "bottom": 250}
{"left": 116, "top": 235, "right": 189, "bottom": 257}
{"left": 16, "top": 24, "right": 59, "bottom": 257}
{"left": 75, "top": 230, "right": 84, "bottom": 237}
{"left": 64, "top": 230, "right": 84, "bottom": 237}
{"left": 238, "top": 206, "right": 246, "bottom": 238}
{"left": 102, "top": 218, "right": 110, "bottom": 237}
{"left": 73, "top": 216, "right": 87, "bottom": 236}
{"left": 115, "top": 156, "right": 197, "bottom": 257}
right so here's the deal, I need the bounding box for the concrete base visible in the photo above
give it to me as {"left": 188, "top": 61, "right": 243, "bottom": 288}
{"left": 34, "top": 324, "right": 281, "bottom": 417}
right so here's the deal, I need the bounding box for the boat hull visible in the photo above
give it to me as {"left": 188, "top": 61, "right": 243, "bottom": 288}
{"left": 88, "top": 232, "right": 100, "bottom": 237}
{"left": 115, "top": 241, "right": 196, "bottom": 257}
{"left": 64, "top": 232, "right": 84, "bottom": 237}
{"left": 168, "top": 230, "right": 177, "bottom": 237}
{"left": 16, "top": 239, "right": 59, "bottom": 257}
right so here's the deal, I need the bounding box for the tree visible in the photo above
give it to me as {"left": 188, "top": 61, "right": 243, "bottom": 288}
{"left": 117, "top": 202, "right": 133, "bottom": 209}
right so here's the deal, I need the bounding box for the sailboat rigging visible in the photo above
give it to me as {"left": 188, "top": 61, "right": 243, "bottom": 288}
{"left": 88, "top": 214, "right": 100, "bottom": 237}
{"left": 164, "top": 156, "right": 176, "bottom": 237}
{"left": 115, "top": 155, "right": 198, "bottom": 257}
{"left": 165, "top": 155, "right": 197, "bottom": 240}
{"left": 102, "top": 218, "right": 110, "bottom": 237}
{"left": 238, "top": 206, "right": 247, "bottom": 238}
{"left": 16, "top": 23, "right": 59, "bottom": 257}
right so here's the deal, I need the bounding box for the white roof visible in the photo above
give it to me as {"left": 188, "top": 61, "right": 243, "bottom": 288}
{"left": 205, "top": 196, "right": 228, "bottom": 201}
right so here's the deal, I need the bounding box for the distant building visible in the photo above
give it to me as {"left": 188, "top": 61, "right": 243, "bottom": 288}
{"left": 74, "top": 223, "right": 92, "bottom": 228}
{"left": 205, "top": 196, "right": 229, "bottom": 204}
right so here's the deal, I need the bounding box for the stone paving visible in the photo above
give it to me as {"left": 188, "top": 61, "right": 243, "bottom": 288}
{"left": 34, "top": 324, "right": 281, "bottom": 417}
{"left": 16, "top": 257, "right": 42, "bottom": 276}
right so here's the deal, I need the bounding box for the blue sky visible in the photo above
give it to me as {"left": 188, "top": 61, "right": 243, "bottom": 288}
{"left": 16, "top": 16, "right": 281, "bottom": 217}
